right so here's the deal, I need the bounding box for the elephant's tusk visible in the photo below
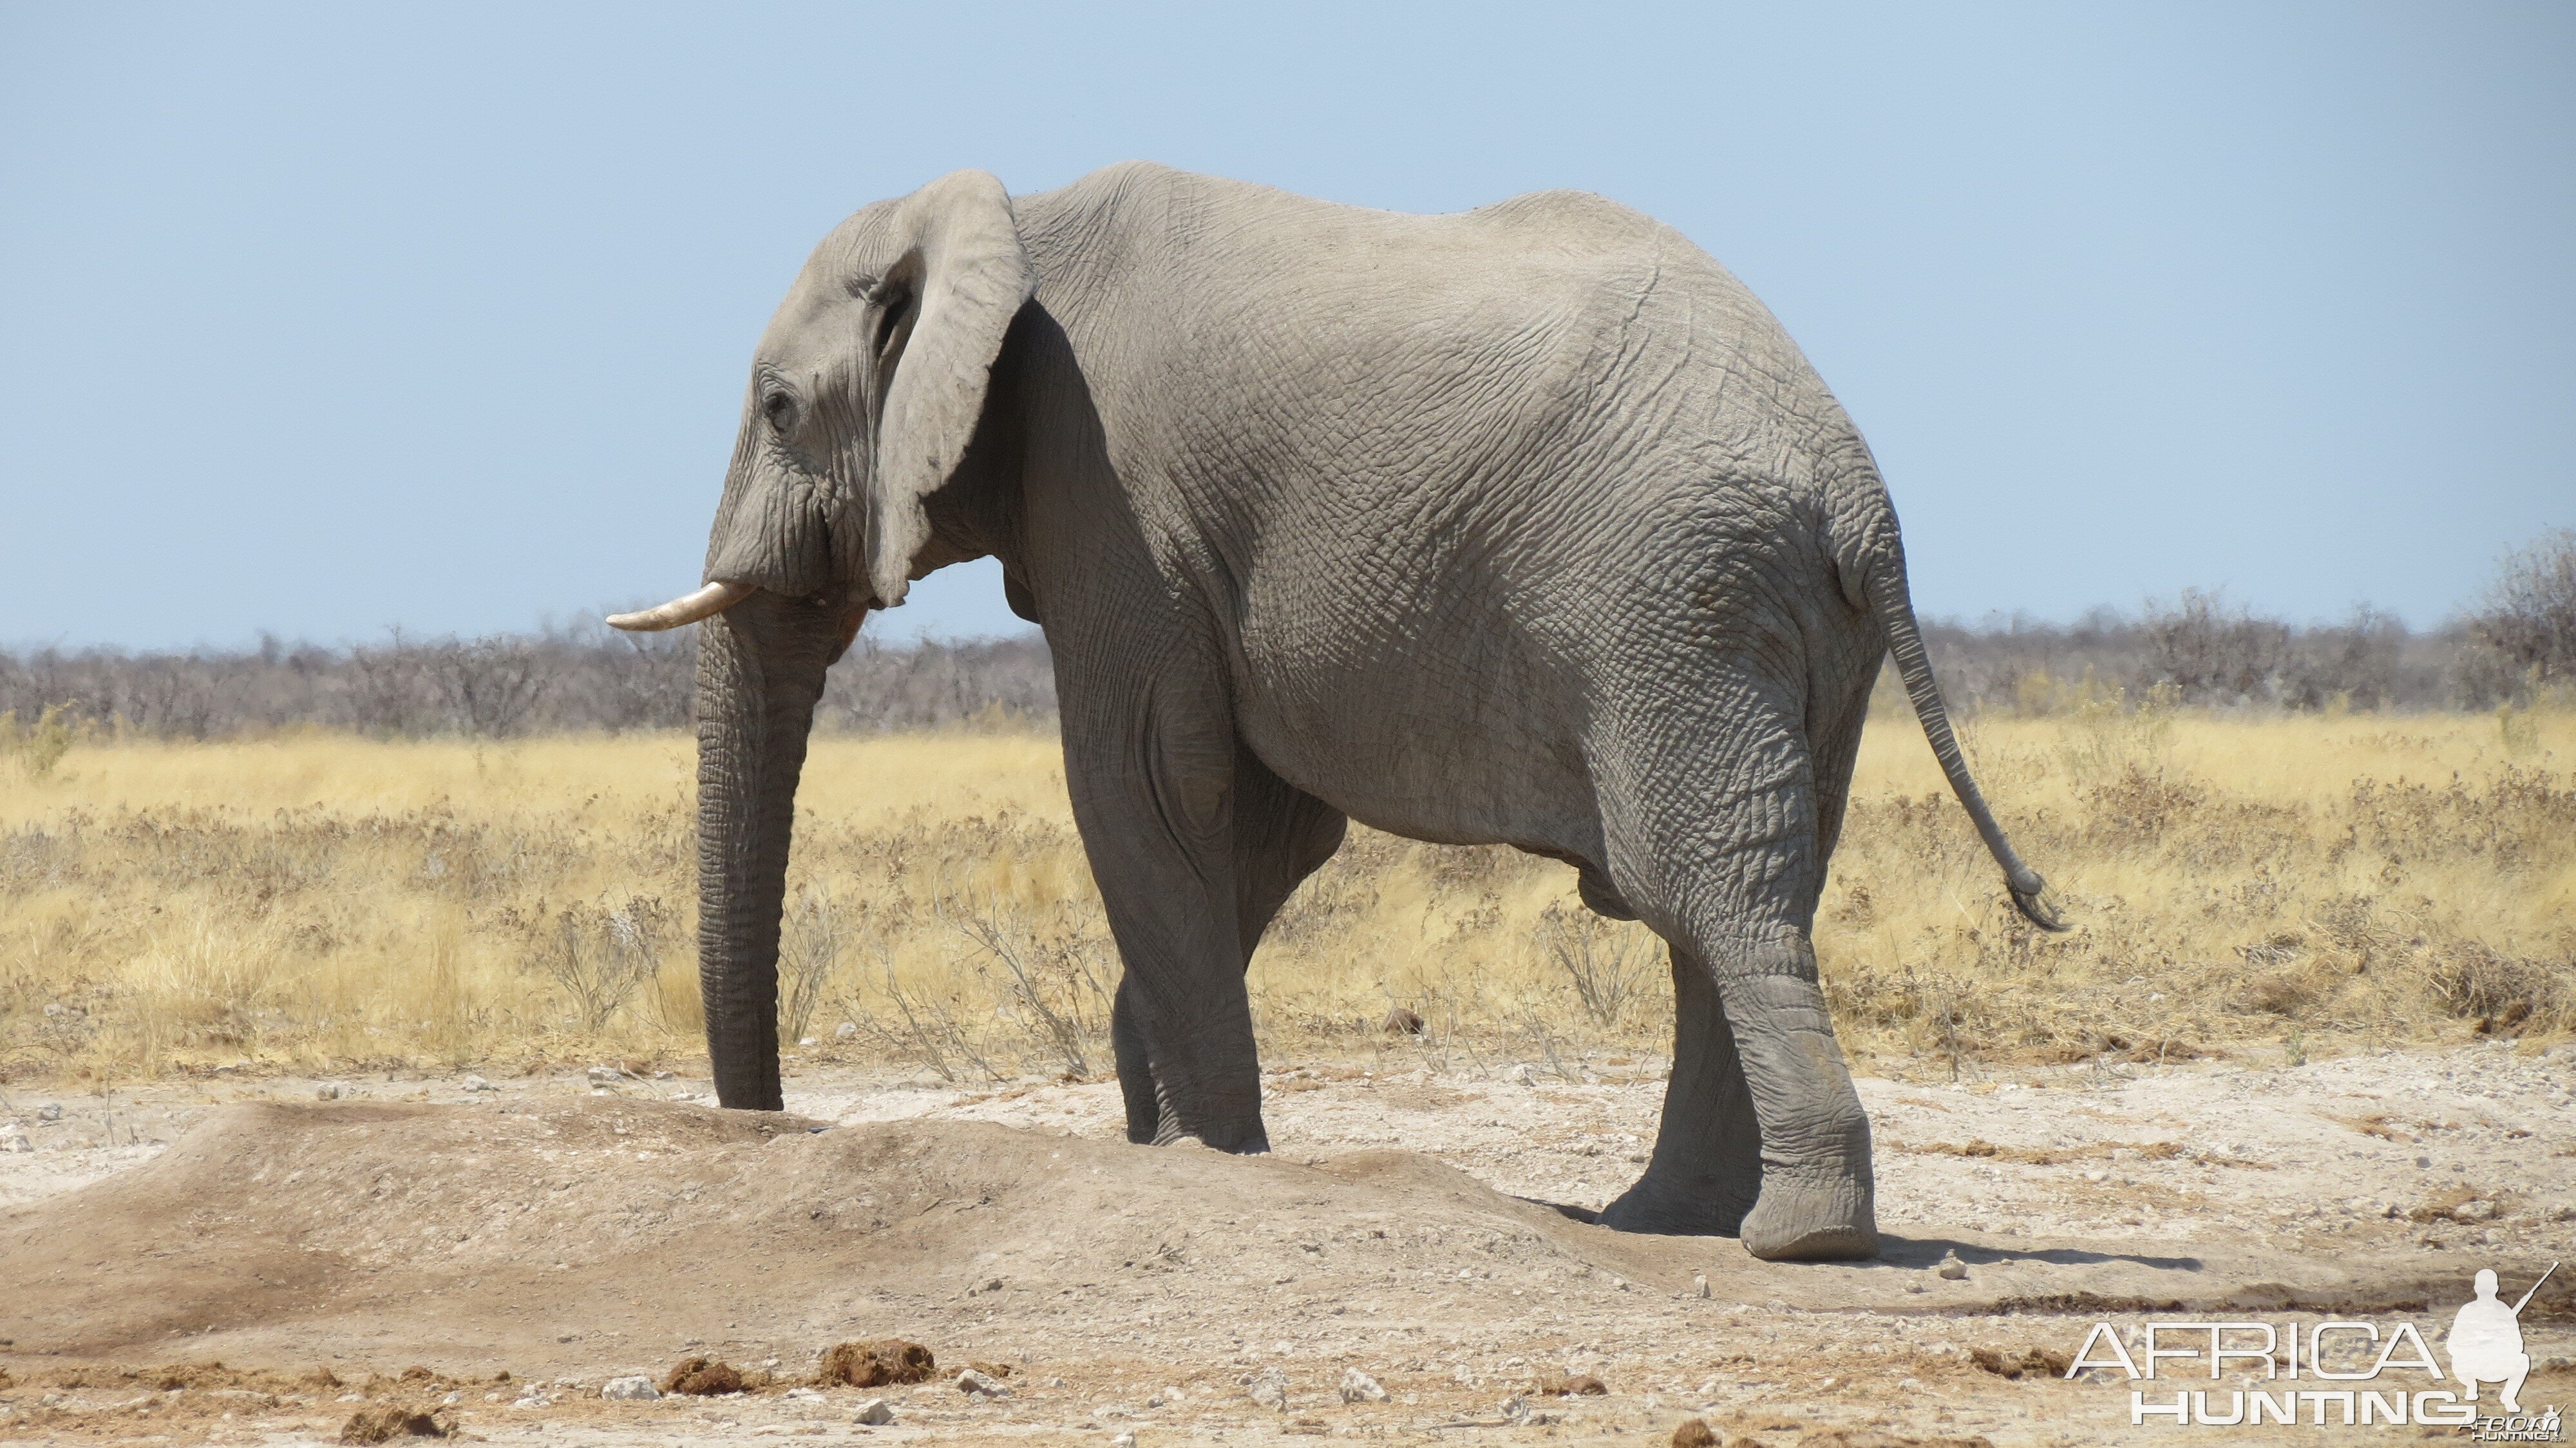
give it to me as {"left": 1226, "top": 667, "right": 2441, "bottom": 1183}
{"left": 605, "top": 580, "right": 756, "bottom": 632}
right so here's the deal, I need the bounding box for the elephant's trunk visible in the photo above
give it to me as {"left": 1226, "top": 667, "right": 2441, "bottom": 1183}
{"left": 693, "top": 591, "right": 840, "bottom": 1110}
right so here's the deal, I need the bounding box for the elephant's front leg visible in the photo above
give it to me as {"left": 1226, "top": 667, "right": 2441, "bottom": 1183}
{"left": 1062, "top": 662, "right": 1269, "bottom": 1152}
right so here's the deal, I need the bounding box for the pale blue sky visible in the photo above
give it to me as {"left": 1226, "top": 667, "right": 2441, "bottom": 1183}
{"left": 3, "top": 3, "right": 2570, "bottom": 649}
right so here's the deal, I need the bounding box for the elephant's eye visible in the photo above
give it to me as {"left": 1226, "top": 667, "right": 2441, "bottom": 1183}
{"left": 762, "top": 392, "right": 797, "bottom": 435}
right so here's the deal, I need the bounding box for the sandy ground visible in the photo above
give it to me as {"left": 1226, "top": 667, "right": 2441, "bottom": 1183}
{"left": 2, "top": 1042, "right": 2571, "bottom": 1447}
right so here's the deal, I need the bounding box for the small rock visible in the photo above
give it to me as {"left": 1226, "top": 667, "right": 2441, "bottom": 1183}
{"left": 460, "top": 1076, "right": 495, "bottom": 1092}
{"left": 956, "top": 1367, "right": 1010, "bottom": 1398}
{"left": 585, "top": 1064, "right": 630, "bottom": 1086}
{"left": 798, "top": 1036, "right": 820, "bottom": 1047}
{"left": 836, "top": 1021, "right": 860, "bottom": 1040}
{"left": 1501, "top": 1393, "right": 1531, "bottom": 1421}
{"left": 0, "top": 1131, "right": 28, "bottom": 1154}
{"left": 1935, "top": 1251, "right": 1969, "bottom": 1281}
{"left": 316, "top": 1082, "right": 350, "bottom": 1100}
{"left": 1247, "top": 1367, "right": 1289, "bottom": 1410}
{"left": 852, "top": 1397, "right": 894, "bottom": 1424}
{"left": 1506, "top": 1063, "right": 1535, "bottom": 1086}
{"left": 600, "top": 1375, "right": 659, "bottom": 1400}
{"left": 1338, "top": 1367, "right": 1389, "bottom": 1404}
{"left": 36, "top": 1102, "right": 63, "bottom": 1123}
{"left": 1110, "top": 1433, "right": 1137, "bottom": 1448}
{"left": 967, "top": 1276, "right": 1005, "bottom": 1295}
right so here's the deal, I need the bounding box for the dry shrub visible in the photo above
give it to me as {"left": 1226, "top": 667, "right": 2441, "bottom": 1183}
{"left": 2465, "top": 528, "right": 2576, "bottom": 700}
{"left": 1969, "top": 1346, "right": 2072, "bottom": 1380}
{"left": 2428, "top": 946, "right": 2571, "bottom": 1034}
{"left": 1534, "top": 902, "right": 1656, "bottom": 1029}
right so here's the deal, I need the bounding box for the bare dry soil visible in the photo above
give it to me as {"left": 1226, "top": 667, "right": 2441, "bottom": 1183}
{"left": 2, "top": 1043, "right": 2571, "bottom": 1445}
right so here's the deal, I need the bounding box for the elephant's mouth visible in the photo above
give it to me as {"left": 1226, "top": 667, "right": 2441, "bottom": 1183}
{"left": 607, "top": 579, "right": 870, "bottom": 662}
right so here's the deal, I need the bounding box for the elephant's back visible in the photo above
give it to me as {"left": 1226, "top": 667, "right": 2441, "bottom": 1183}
{"left": 1028, "top": 162, "right": 1842, "bottom": 461}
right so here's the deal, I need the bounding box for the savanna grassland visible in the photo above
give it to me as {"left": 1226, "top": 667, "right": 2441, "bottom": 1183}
{"left": 3, "top": 692, "right": 2571, "bottom": 1089}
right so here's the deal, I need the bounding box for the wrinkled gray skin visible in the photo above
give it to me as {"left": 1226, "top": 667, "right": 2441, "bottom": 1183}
{"left": 634, "top": 164, "right": 2062, "bottom": 1262}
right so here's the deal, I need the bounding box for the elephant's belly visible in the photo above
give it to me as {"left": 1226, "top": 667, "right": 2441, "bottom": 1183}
{"left": 1232, "top": 660, "right": 1598, "bottom": 857}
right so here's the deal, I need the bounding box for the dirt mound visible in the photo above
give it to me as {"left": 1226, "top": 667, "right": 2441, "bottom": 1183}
{"left": 0, "top": 1098, "right": 2363, "bottom": 1380}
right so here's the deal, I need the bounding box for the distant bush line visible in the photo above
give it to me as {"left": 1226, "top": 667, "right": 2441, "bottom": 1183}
{"left": 3, "top": 527, "right": 2570, "bottom": 741}
{"left": 0, "top": 627, "right": 1056, "bottom": 741}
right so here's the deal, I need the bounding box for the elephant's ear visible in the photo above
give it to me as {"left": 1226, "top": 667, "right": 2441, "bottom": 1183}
{"left": 864, "top": 170, "right": 1033, "bottom": 609}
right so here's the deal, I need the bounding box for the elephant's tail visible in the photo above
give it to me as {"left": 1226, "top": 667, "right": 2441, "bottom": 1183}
{"left": 1861, "top": 541, "right": 2069, "bottom": 933}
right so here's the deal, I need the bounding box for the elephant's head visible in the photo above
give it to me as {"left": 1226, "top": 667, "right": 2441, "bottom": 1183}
{"left": 609, "top": 171, "right": 1032, "bottom": 1109}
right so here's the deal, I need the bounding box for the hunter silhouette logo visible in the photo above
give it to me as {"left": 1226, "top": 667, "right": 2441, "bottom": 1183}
{"left": 2063, "top": 1261, "right": 2562, "bottom": 1435}
{"left": 2452, "top": 1262, "right": 2554, "bottom": 1415}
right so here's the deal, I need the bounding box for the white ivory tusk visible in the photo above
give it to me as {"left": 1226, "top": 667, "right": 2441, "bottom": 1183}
{"left": 605, "top": 580, "right": 756, "bottom": 631}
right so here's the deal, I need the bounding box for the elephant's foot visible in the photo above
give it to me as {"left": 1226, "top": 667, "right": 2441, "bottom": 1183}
{"left": 1597, "top": 1169, "right": 1754, "bottom": 1236}
{"left": 1149, "top": 1114, "right": 1269, "bottom": 1154}
{"left": 1738, "top": 1171, "right": 1877, "bottom": 1261}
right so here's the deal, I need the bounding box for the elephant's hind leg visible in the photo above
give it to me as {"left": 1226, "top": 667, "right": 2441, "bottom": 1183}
{"left": 1596, "top": 676, "right": 1877, "bottom": 1261}
{"left": 1598, "top": 944, "right": 1764, "bottom": 1236}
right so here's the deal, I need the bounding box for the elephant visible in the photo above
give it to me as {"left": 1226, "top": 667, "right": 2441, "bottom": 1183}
{"left": 609, "top": 162, "right": 2062, "bottom": 1262}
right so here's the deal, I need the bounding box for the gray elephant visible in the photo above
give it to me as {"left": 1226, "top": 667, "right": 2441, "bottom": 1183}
{"left": 611, "top": 163, "right": 2060, "bottom": 1261}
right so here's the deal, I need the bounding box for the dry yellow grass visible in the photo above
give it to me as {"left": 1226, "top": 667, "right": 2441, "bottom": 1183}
{"left": 3, "top": 701, "right": 2570, "bottom": 1087}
